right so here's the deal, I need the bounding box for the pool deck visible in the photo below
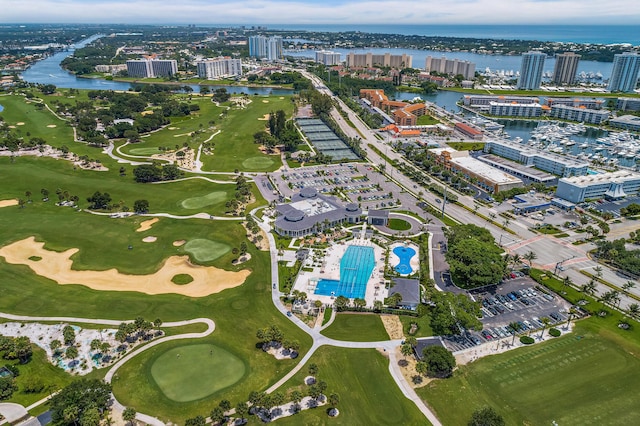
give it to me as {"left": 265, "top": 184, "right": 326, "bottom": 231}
{"left": 293, "top": 237, "right": 387, "bottom": 307}
{"left": 389, "top": 242, "right": 420, "bottom": 277}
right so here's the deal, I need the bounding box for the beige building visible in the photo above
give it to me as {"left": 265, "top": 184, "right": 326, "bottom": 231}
{"left": 347, "top": 52, "right": 412, "bottom": 69}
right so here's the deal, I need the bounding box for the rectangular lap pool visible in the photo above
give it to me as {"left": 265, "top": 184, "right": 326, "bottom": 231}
{"left": 314, "top": 245, "right": 375, "bottom": 299}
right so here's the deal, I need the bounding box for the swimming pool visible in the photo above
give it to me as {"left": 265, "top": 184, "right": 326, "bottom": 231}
{"left": 314, "top": 245, "right": 375, "bottom": 299}
{"left": 393, "top": 246, "right": 416, "bottom": 275}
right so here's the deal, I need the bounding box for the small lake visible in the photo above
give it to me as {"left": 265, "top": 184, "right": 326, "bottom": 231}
{"left": 0, "top": 104, "right": 4, "bottom": 112}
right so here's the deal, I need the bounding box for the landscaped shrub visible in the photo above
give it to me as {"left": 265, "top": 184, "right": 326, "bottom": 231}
{"left": 548, "top": 328, "right": 561, "bottom": 337}
{"left": 520, "top": 336, "right": 535, "bottom": 345}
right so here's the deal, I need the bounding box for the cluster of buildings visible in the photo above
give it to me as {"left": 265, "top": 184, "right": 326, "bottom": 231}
{"left": 359, "top": 89, "right": 428, "bottom": 127}
{"left": 248, "top": 35, "right": 283, "bottom": 61}
{"left": 126, "top": 58, "right": 178, "bottom": 78}
{"left": 516, "top": 50, "right": 640, "bottom": 92}
{"left": 556, "top": 170, "right": 640, "bottom": 203}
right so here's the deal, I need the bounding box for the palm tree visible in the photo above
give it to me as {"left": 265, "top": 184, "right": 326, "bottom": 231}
{"left": 509, "top": 322, "right": 520, "bottom": 346}
{"left": 622, "top": 281, "right": 636, "bottom": 296}
{"left": 562, "top": 276, "right": 573, "bottom": 291}
{"left": 523, "top": 251, "right": 537, "bottom": 268}
{"left": 511, "top": 253, "right": 522, "bottom": 269}
{"left": 627, "top": 303, "right": 640, "bottom": 320}
{"left": 540, "top": 317, "right": 551, "bottom": 339}
{"left": 565, "top": 307, "right": 577, "bottom": 330}
{"left": 401, "top": 344, "right": 413, "bottom": 360}
{"left": 593, "top": 266, "right": 603, "bottom": 279}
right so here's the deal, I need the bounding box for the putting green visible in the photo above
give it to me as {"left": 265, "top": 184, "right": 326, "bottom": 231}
{"left": 242, "top": 156, "right": 274, "bottom": 170}
{"left": 183, "top": 239, "right": 230, "bottom": 262}
{"left": 150, "top": 344, "right": 245, "bottom": 402}
{"left": 180, "top": 192, "right": 227, "bottom": 209}
{"left": 128, "top": 147, "right": 162, "bottom": 155}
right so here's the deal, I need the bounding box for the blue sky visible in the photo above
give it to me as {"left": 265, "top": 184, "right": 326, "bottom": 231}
{"left": 1, "top": 0, "right": 638, "bottom": 25}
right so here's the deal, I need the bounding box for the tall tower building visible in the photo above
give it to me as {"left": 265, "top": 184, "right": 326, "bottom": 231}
{"left": 267, "top": 36, "right": 283, "bottom": 61}
{"left": 608, "top": 52, "right": 640, "bottom": 93}
{"left": 248, "top": 35, "right": 267, "bottom": 59}
{"left": 517, "top": 51, "right": 546, "bottom": 90}
{"left": 552, "top": 52, "right": 581, "bottom": 85}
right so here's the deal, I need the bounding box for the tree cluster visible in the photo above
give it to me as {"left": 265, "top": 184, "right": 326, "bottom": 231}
{"left": 255, "top": 324, "right": 300, "bottom": 353}
{"left": 0, "top": 335, "right": 33, "bottom": 364}
{"left": 429, "top": 291, "right": 482, "bottom": 336}
{"left": 114, "top": 317, "right": 162, "bottom": 345}
{"left": 594, "top": 239, "right": 640, "bottom": 277}
{"left": 49, "top": 379, "right": 112, "bottom": 426}
{"left": 133, "top": 163, "right": 184, "bottom": 183}
{"left": 444, "top": 224, "right": 505, "bottom": 288}
{"left": 86, "top": 191, "right": 112, "bottom": 210}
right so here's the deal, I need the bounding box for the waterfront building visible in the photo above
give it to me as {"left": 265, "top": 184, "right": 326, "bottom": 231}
{"left": 424, "top": 56, "right": 476, "bottom": 80}
{"left": 95, "top": 64, "right": 127, "bottom": 74}
{"left": 359, "top": 89, "right": 427, "bottom": 127}
{"left": 484, "top": 140, "right": 589, "bottom": 177}
{"left": 429, "top": 148, "right": 523, "bottom": 193}
{"left": 196, "top": 57, "right": 243, "bottom": 79}
{"left": 489, "top": 102, "right": 542, "bottom": 117}
{"left": 609, "top": 115, "right": 640, "bottom": 132}
{"left": 608, "top": 52, "right": 640, "bottom": 93}
{"left": 454, "top": 122, "right": 483, "bottom": 140}
{"left": 517, "top": 51, "right": 546, "bottom": 90}
{"left": 479, "top": 154, "right": 558, "bottom": 185}
{"left": 546, "top": 98, "right": 603, "bottom": 110}
{"left": 274, "top": 187, "right": 362, "bottom": 237}
{"left": 126, "top": 59, "right": 178, "bottom": 78}
{"left": 347, "top": 52, "right": 412, "bottom": 69}
{"left": 556, "top": 170, "right": 640, "bottom": 203}
{"left": 552, "top": 52, "right": 581, "bottom": 85}
{"left": 315, "top": 50, "right": 341, "bottom": 66}
{"left": 616, "top": 97, "right": 640, "bottom": 111}
{"left": 463, "top": 95, "right": 538, "bottom": 112}
{"left": 549, "top": 104, "right": 610, "bottom": 124}
{"left": 248, "top": 35, "right": 267, "bottom": 58}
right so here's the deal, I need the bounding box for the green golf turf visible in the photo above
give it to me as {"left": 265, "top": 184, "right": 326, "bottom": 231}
{"left": 241, "top": 156, "right": 275, "bottom": 170}
{"left": 150, "top": 344, "right": 245, "bottom": 402}
{"left": 128, "top": 147, "right": 163, "bottom": 156}
{"left": 418, "top": 319, "right": 640, "bottom": 425}
{"left": 183, "top": 239, "right": 231, "bottom": 262}
{"left": 180, "top": 192, "right": 228, "bottom": 209}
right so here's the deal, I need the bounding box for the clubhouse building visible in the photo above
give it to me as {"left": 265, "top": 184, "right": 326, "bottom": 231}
{"left": 274, "top": 187, "right": 362, "bottom": 237}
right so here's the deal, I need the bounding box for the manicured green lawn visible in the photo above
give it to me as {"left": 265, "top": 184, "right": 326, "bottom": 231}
{"left": 418, "top": 318, "right": 640, "bottom": 425}
{"left": 416, "top": 114, "right": 440, "bottom": 125}
{"left": 4, "top": 345, "right": 73, "bottom": 407}
{"left": 150, "top": 344, "right": 246, "bottom": 402}
{"left": 276, "top": 347, "right": 428, "bottom": 426}
{"left": 399, "top": 314, "right": 434, "bottom": 338}
{"left": 183, "top": 238, "right": 231, "bottom": 262}
{"left": 321, "top": 313, "right": 389, "bottom": 342}
{"left": 388, "top": 218, "right": 412, "bottom": 231}
{"left": 446, "top": 142, "right": 485, "bottom": 151}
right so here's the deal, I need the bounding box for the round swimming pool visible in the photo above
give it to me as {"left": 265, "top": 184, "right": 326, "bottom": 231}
{"left": 393, "top": 246, "right": 416, "bottom": 275}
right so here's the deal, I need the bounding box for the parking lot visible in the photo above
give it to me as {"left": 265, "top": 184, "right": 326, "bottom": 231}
{"left": 442, "top": 277, "right": 574, "bottom": 352}
{"left": 273, "top": 163, "right": 406, "bottom": 210}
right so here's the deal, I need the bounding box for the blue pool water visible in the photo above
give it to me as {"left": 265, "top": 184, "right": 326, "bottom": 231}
{"left": 394, "top": 246, "right": 416, "bottom": 275}
{"left": 314, "top": 245, "right": 375, "bottom": 299}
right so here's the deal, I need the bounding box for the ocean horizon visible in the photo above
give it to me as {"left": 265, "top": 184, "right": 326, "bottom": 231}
{"left": 266, "top": 24, "right": 640, "bottom": 45}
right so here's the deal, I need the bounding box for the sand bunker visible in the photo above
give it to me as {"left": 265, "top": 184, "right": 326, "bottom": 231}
{"left": 258, "top": 114, "right": 270, "bottom": 121}
{"left": 0, "top": 199, "right": 19, "bottom": 208}
{"left": 0, "top": 237, "right": 251, "bottom": 297}
{"left": 8, "top": 125, "right": 16, "bottom": 129}
{"left": 142, "top": 236, "right": 157, "bottom": 243}
{"left": 168, "top": 127, "right": 178, "bottom": 130}
{"left": 16, "top": 122, "right": 25, "bottom": 126}
{"left": 46, "top": 124, "right": 57, "bottom": 128}
{"left": 173, "top": 240, "right": 186, "bottom": 247}
{"left": 136, "top": 218, "right": 159, "bottom": 232}
{"left": 262, "top": 100, "right": 269, "bottom": 103}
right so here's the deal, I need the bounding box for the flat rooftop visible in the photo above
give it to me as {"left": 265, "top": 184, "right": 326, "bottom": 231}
{"left": 560, "top": 170, "right": 640, "bottom": 187}
{"left": 289, "top": 198, "right": 337, "bottom": 216}
{"left": 479, "top": 154, "right": 557, "bottom": 182}
{"left": 451, "top": 156, "right": 523, "bottom": 185}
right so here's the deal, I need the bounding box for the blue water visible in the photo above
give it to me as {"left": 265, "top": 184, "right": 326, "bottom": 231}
{"left": 0, "top": 104, "right": 3, "bottom": 112}
{"left": 393, "top": 246, "right": 416, "bottom": 275}
{"left": 276, "top": 24, "right": 640, "bottom": 45}
{"left": 314, "top": 245, "right": 375, "bottom": 299}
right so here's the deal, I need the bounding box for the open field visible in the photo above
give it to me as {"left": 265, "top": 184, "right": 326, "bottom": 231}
{"left": 321, "top": 313, "right": 390, "bottom": 342}
{"left": 276, "top": 347, "right": 428, "bottom": 426}
{"left": 399, "top": 314, "right": 434, "bottom": 338}
{"left": 418, "top": 318, "right": 640, "bottom": 425}
{"left": 150, "top": 343, "right": 246, "bottom": 402}
{"left": 388, "top": 218, "right": 412, "bottom": 231}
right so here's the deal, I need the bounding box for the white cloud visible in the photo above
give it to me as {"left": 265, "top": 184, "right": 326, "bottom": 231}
{"left": 0, "top": 0, "right": 638, "bottom": 24}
